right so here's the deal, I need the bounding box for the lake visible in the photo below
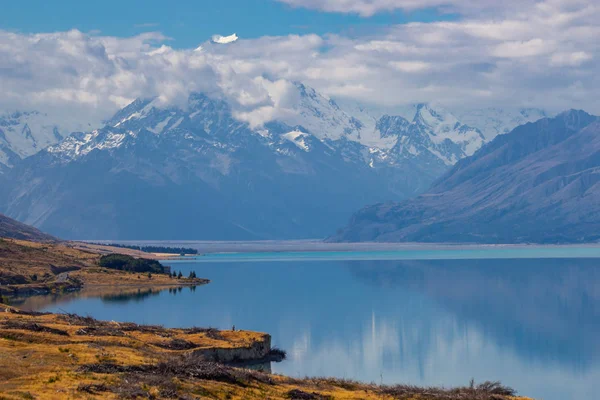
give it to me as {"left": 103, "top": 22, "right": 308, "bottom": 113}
{"left": 14, "top": 248, "right": 600, "bottom": 400}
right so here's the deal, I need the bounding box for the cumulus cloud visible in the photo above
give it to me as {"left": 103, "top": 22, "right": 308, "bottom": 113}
{"left": 0, "top": 0, "right": 598, "bottom": 130}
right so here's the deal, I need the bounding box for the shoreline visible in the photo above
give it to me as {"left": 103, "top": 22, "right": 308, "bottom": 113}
{"left": 0, "top": 238, "right": 207, "bottom": 298}
{"left": 85, "top": 239, "right": 600, "bottom": 256}
{"left": 0, "top": 305, "right": 531, "bottom": 400}
{"left": 0, "top": 237, "right": 535, "bottom": 399}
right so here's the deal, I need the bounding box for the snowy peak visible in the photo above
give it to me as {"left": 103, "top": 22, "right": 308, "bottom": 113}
{"left": 456, "top": 107, "right": 549, "bottom": 141}
{"left": 42, "top": 90, "right": 491, "bottom": 170}
{"left": 35, "top": 85, "right": 553, "bottom": 174}
{"left": 0, "top": 110, "right": 74, "bottom": 169}
{"left": 411, "top": 103, "right": 485, "bottom": 159}
{"left": 281, "top": 129, "right": 311, "bottom": 152}
{"left": 280, "top": 82, "right": 363, "bottom": 142}
{"left": 47, "top": 128, "right": 131, "bottom": 161}
{"left": 105, "top": 93, "right": 240, "bottom": 138}
{"left": 105, "top": 98, "right": 154, "bottom": 127}
{"left": 376, "top": 115, "right": 410, "bottom": 139}
{"left": 412, "top": 103, "right": 470, "bottom": 138}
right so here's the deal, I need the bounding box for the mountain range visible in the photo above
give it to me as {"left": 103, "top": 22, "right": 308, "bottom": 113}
{"left": 0, "top": 83, "right": 550, "bottom": 240}
{"left": 331, "top": 110, "right": 600, "bottom": 243}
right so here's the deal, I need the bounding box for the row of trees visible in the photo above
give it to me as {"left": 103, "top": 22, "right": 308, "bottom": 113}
{"left": 169, "top": 270, "right": 198, "bottom": 279}
{"left": 91, "top": 243, "right": 198, "bottom": 255}
{"left": 99, "top": 254, "right": 165, "bottom": 274}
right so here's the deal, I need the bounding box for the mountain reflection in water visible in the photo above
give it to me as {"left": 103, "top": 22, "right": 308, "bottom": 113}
{"left": 15, "top": 256, "right": 600, "bottom": 400}
{"left": 346, "top": 258, "right": 600, "bottom": 370}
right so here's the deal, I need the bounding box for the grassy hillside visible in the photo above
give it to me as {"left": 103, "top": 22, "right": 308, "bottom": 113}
{"left": 0, "top": 239, "right": 206, "bottom": 297}
{"left": 0, "top": 306, "right": 530, "bottom": 400}
{"left": 0, "top": 213, "right": 55, "bottom": 242}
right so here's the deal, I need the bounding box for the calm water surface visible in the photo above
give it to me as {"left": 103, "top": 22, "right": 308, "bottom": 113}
{"left": 17, "top": 251, "right": 600, "bottom": 400}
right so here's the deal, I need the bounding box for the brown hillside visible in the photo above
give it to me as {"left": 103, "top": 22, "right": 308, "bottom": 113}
{"left": 0, "top": 213, "right": 56, "bottom": 242}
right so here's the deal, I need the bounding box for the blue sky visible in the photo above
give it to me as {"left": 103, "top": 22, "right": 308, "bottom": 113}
{"left": 1, "top": 0, "right": 454, "bottom": 47}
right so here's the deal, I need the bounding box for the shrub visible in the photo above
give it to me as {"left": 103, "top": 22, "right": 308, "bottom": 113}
{"left": 98, "top": 254, "right": 165, "bottom": 274}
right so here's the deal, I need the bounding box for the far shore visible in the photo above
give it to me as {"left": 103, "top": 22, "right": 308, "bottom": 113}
{"left": 78, "top": 239, "right": 600, "bottom": 256}
{"left": 0, "top": 239, "right": 208, "bottom": 298}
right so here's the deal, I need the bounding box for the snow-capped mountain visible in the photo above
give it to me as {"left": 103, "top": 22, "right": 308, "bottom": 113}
{"left": 331, "top": 110, "right": 600, "bottom": 244}
{"left": 0, "top": 111, "right": 63, "bottom": 160}
{"left": 0, "top": 82, "right": 554, "bottom": 240}
{"left": 390, "top": 104, "right": 486, "bottom": 165}
{"left": 1, "top": 89, "right": 442, "bottom": 240}
{"left": 0, "top": 110, "right": 91, "bottom": 172}
{"left": 456, "top": 108, "right": 548, "bottom": 141}
{"left": 45, "top": 85, "right": 486, "bottom": 171}
{"left": 0, "top": 83, "right": 549, "bottom": 174}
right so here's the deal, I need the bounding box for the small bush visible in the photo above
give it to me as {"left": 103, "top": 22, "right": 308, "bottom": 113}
{"left": 286, "top": 389, "right": 330, "bottom": 400}
{"left": 2, "top": 320, "right": 69, "bottom": 336}
{"left": 77, "top": 383, "right": 109, "bottom": 394}
{"left": 268, "top": 347, "right": 287, "bottom": 362}
{"left": 99, "top": 254, "right": 165, "bottom": 274}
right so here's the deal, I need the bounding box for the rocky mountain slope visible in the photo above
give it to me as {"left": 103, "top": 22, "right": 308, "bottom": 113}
{"left": 0, "top": 111, "right": 65, "bottom": 172}
{"left": 0, "top": 90, "right": 424, "bottom": 239}
{"left": 331, "top": 110, "right": 600, "bottom": 243}
{"left": 0, "top": 83, "right": 553, "bottom": 240}
{"left": 0, "top": 213, "right": 55, "bottom": 241}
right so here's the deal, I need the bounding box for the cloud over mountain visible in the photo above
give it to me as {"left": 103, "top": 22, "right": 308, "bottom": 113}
{"left": 0, "top": 0, "right": 597, "bottom": 129}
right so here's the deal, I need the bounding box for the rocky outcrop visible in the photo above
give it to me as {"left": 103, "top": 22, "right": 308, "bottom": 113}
{"left": 193, "top": 334, "right": 272, "bottom": 363}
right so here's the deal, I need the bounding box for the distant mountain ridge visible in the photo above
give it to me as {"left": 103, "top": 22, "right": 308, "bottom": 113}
{"left": 331, "top": 110, "right": 600, "bottom": 244}
{"left": 0, "top": 84, "right": 555, "bottom": 240}
{"left": 0, "top": 89, "right": 427, "bottom": 239}
{"left": 0, "top": 84, "right": 548, "bottom": 173}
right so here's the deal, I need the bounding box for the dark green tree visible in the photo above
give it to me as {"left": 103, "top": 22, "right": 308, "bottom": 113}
{"left": 177, "top": 271, "right": 183, "bottom": 279}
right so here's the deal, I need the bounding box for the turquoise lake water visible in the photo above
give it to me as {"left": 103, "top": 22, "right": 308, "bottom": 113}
{"left": 174, "top": 246, "right": 600, "bottom": 262}
{"left": 17, "top": 248, "right": 600, "bottom": 400}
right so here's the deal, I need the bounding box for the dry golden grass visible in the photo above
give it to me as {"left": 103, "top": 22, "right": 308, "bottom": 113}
{"left": 0, "top": 239, "right": 206, "bottom": 298}
{"left": 0, "top": 307, "right": 533, "bottom": 400}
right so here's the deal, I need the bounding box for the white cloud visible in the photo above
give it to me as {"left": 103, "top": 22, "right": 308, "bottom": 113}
{"left": 491, "top": 39, "right": 556, "bottom": 58}
{"left": 389, "top": 61, "right": 431, "bottom": 73}
{"left": 550, "top": 51, "right": 592, "bottom": 66}
{"left": 0, "top": 0, "right": 598, "bottom": 130}
{"left": 212, "top": 33, "right": 239, "bottom": 44}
